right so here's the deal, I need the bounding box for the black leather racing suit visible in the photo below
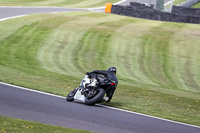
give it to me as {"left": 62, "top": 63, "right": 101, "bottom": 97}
{"left": 91, "top": 70, "right": 118, "bottom": 102}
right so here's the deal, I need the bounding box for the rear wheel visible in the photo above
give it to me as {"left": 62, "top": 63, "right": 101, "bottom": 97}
{"left": 85, "top": 88, "right": 105, "bottom": 105}
{"left": 66, "top": 87, "right": 78, "bottom": 102}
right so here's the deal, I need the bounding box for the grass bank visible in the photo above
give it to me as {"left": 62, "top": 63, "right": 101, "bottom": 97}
{"left": 0, "top": 12, "right": 200, "bottom": 126}
{"left": 193, "top": 2, "right": 200, "bottom": 8}
{"left": 0, "top": 116, "right": 92, "bottom": 133}
{"left": 173, "top": 0, "right": 188, "bottom": 5}
{"left": 0, "top": 0, "right": 120, "bottom": 8}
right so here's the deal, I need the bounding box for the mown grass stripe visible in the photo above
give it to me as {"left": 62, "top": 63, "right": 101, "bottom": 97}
{"left": 0, "top": 0, "right": 121, "bottom": 7}
{"left": 78, "top": 32, "right": 98, "bottom": 71}
{"left": 167, "top": 24, "right": 200, "bottom": 91}
{"left": 1, "top": 12, "right": 200, "bottom": 126}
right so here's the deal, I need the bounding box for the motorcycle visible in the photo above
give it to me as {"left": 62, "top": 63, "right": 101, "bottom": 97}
{"left": 66, "top": 73, "right": 116, "bottom": 105}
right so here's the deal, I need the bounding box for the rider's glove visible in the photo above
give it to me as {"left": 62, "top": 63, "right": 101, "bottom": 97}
{"left": 86, "top": 72, "right": 91, "bottom": 75}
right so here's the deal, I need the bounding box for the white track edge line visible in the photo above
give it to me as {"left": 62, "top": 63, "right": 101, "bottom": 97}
{"left": 0, "top": 81, "right": 200, "bottom": 129}
{"left": 0, "top": 6, "right": 98, "bottom": 10}
{"left": 0, "top": 0, "right": 172, "bottom": 10}
{"left": 0, "top": 15, "right": 27, "bottom": 21}
{"left": 0, "top": 82, "right": 65, "bottom": 99}
{"left": 113, "top": 0, "right": 127, "bottom": 5}
{"left": 164, "top": 0, "right": 175, "bottom": 6}
{"left": 97, "top": 104, "right": 200, "bottom": 129}
{"left": 0, "top": 0, "right": 127, "bottom": 10}
{"left": 0, "top": 1, "right": 199, "bottom": 129}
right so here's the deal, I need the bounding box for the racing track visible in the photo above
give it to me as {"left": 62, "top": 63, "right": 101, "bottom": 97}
{"left": 0, "top": 0, "right": 200, "bottom": 133}
{"left": 1, "top": 82, "right": 200, "bottom": 133}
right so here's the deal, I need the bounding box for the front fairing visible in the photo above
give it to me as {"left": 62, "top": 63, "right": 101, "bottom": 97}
{"left": 74, "top": 75, "right": 93, "bottom": 103}
{"left": 80, "top": 75, "right": 91, "bottom": 88}
{"left": 74, "top": 89, "right": 86, "bottom": 103}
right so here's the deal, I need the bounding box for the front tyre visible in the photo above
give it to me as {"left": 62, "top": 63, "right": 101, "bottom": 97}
{"left": 85, "top": 88, "right": 105, "bottom": 105}
{"left": 66, "top": 87, "right": 78, "bottom": 102}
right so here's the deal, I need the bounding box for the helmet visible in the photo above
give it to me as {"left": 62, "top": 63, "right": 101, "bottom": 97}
{"left": 108, "top": 67, "right": 117, "bottom": 74}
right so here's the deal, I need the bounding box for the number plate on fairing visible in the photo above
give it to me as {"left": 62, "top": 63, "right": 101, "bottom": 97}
{"left": 74, "top": 89, "right": 85, "bottom": 103}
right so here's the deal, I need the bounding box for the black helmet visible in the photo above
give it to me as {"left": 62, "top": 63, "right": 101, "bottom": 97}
{"left": 108, "top": 67, "right": 117, "bottom": 74}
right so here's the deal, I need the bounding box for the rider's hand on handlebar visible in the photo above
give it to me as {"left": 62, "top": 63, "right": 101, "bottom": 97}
{"left": 86, "top": 72, "right": 92, "bottom": 78}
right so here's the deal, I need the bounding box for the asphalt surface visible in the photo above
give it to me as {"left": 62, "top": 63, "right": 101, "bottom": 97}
{"left": 0, "top": 0, "right": 173, "bottom": 20}
{"left": 0, "top": 0, "right": 200, "bottom": 133}
{"left": 0, "top": 83, "right": 200, "bottom": 133}
{"left": 0, "top": 7, "right": 88, "bottom": 20}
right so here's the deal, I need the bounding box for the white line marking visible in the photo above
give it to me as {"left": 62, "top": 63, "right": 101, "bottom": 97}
{"left": 0, "top": 15, "right": 27, "bottom": 21}
{"left": 0, "top": 0, "right": 128, "bottom": 11}
{"left": 0, "top": 6, "right": 104, "bottom": 11}
{"left": 0, "top": 0, "right": 199, "bottom": 129}
{"left": 98, "top": 104, "right": 200, "bottom": 129}
{"left": 0, "top": 6, "right": 64, "bottom": 8}
{"left": 113, "top": 0, "right": 128, "bottom": 5}
{"left": 164, "top": 0, "right": 175, "bottom": 6}
{"left": 0, "top": 81, "right": 200, "bottom": 129}
{"left": 0, "top": 82, "right": 65, "bottom": 99}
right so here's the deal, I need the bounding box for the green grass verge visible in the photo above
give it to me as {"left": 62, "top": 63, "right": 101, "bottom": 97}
{"left": 173, "top": 0, "right": 188, "bottom": 5}
{"left": 193, "top": 2, "right": 200, "bottom": 8}
{"left": 0, "top": 0, "right": 120, "bottom": 7}
{"left": 0, "top": 12, "right": 200, "bottom": 127}
{"left": 173, "top": 0, "right": 200, "bottom": 7}
{"left": 0, "top": 116, "right": 92, "bottom": 133}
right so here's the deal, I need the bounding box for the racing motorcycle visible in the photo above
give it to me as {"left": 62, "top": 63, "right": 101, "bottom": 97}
{"left": 66, "top": 73, "right": 116, "bottom": 105}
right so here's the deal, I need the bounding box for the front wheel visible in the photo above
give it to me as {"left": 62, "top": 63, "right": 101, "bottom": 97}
{"left": 85, "top": 88, "right": 105, "bottom": 105}
{"left": 66, "top": 87, "right": 78, "bottom": 102}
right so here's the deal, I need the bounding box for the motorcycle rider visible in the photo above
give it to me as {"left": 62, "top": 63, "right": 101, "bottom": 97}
{"left": 87, "top": 67, "right": 118, "bottom": 103}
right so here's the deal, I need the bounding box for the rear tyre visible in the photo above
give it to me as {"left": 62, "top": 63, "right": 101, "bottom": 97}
{"left": 85, "top": 88, "right": 105, "bottom": 105}
{"left": 66, "top": 87, "right": 78, "bottom": 102}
